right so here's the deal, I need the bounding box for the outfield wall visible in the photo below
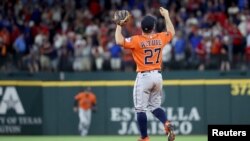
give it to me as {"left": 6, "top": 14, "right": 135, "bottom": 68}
{"left": 0, "top": 71, "right": 250, "bottom": 135}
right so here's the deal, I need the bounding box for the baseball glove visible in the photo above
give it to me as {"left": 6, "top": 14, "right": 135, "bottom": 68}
{"left": 113, "top": 10, "right": 130, "bottom": 26}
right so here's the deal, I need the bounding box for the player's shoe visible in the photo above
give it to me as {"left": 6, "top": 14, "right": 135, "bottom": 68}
{"left": 165, "top": 121, "right": 175, "bottom": 141}
{"left": 137, "top": 136, "right": 150, "bottom": 141}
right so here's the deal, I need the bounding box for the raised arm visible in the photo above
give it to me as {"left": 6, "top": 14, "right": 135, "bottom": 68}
{"left": 159, "top": 7, "right": 175, "bottom": 36}
{"left": 115, "top": 25, "right": 125, "bottom": 45}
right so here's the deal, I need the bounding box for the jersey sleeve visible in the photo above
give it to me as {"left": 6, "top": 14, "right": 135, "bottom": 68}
{"left": 123, "top": 36, "right": 137, "bottom": 49}
{"left": 160, "top": 31, "right": 173, "bottom": 45}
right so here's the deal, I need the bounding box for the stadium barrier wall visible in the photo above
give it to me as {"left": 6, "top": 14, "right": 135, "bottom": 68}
{"left": 0, "top": 71, "right": 250, "bottom": 135}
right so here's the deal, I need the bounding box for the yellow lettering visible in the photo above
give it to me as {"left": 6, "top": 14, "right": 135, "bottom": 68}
{"left": 240, "top": 84, "right": 247, "bottom": 95}
{"left": 231, "top": 84, "right": 239, "bottom": 96}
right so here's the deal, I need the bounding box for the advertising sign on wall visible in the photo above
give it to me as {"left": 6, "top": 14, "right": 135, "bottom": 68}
{"left": 0, "top": 86, "right": 43, "bottom": 135}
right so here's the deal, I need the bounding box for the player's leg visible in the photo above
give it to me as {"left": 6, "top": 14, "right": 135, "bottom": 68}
{"left": 78, "top": 108, "right": 84, "bottom": 135}
{"left": 133, "top": 73, "right": 154, "bottom": 140}
{"left": 78, "top": 108, "right": 90, "bottom": 136}
{"left": 148, "top": 72, "right": 175, "bottom": 141}
{"left": 148, "top": 73, "right": 168, "bottom": 123}
{"left": 84, "top": 109, "right": 92, "bottom": 135}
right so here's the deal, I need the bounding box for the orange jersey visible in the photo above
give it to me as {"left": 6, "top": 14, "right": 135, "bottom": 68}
{"left": 122, "top": 32, "right": 173, "bottom": 72}
{"left": 75, "top": 92, "right": 96, "bottom": 110}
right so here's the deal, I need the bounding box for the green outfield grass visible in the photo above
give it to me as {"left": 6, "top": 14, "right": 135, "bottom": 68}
{"left": 0, "top": 135, "right": 207, "bottom": 141}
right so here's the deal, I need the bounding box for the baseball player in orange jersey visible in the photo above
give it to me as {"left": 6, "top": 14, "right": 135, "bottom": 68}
{"left": 74, "top": 87, "right": 96, "bottom": 136}
{"left": 115, "top": 7, "right": 175, "bottom": 141}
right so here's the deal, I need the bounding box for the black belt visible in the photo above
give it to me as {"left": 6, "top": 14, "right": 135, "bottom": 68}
{"left": 141, "top": 70, "right": 161, "bottom": 73}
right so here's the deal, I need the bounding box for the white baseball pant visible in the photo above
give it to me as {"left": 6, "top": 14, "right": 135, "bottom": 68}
{"left": 78, "top": 108, "right": 92, "bottom": 136}
{"left": 133, "top": 70, "right": 163, "bottom": 113}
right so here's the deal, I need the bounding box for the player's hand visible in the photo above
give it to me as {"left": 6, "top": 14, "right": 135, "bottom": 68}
{"left": 159, "top": 7, "right": 169, "bottom": 18}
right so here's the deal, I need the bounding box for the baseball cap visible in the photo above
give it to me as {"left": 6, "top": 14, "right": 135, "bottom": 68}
{"left": 141, "top": 15, "right": 156, "bottom": 33}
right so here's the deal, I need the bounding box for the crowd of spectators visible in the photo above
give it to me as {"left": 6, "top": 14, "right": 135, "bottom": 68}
{"left": 0, "top": 0, "right": 250, "bottom": 73}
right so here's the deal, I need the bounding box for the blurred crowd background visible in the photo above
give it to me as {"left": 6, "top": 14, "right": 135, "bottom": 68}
{"left": 0, "top": 0, "right": 250, "bottom": 73}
